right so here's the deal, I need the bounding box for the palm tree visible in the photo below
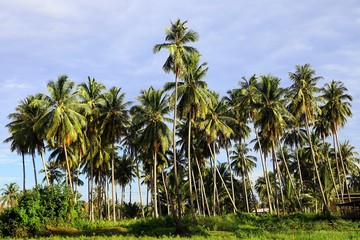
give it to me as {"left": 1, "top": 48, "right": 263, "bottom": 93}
{"left": 230, "top": 143, "right": 257, "bottom": 212}
{"left": 288, "top": 64, "right": 328, "bottom": 212}
{"left": 98, "top": 86, "right": 130, "bottom": 221}
{"left": 78, "top": 76, "right": 106, "bottom": 221}
{"left": 33, "top": 75, "right": 89, "bottom": 189}
{"left": 254, "top": 74, "right": 290, "bottom": 215}
{"left": 154, "top": 18, "right": 199, "bottom": 219}
{"left": 321, "top": 80, "right": 353, "bottom": 202}
{"left": 0, "top": 182, "right": 20, "bottom": 208}
{"left": 40, "top": 159, "right": 65, "bottom": 184}
{"left": 198, "top": 93, "right": 236, "bottom": 214}
{"left": 131, "top": 87, "right": 172, "bottom": 218}
{"left": 164, "top": 52, "right": 210, "bottom": 218}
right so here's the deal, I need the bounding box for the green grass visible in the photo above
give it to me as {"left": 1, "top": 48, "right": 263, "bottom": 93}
{"left": 5, "top": 213, "right": 360, "bottom": 239}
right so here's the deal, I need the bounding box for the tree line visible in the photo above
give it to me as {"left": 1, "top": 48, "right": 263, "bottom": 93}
{"left": 3, "top": 19, "right": 359, "bottom": 223}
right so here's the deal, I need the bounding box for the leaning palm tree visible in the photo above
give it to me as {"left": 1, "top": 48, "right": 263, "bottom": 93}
{"left": 288, "top": 64, "right": 328, "bottom": 212}
{"left": 33, "top": 75, "right": 89, "bottom": 189}
{"left": 164, "top": 52, "right": 211, "bottom": 218}
{"left": 321, "top": 80, "right": 353, "bottom": 202}
{"left": 98, "top": 86, "right": 130, "bottom": 221}
{"left": 154, "top": 19, "right": 199, "bottom": 219}
{"left": 0, "top": 182, "right": 20, "bottom": 208}
{"left": 131, "top": 87, "right": 172, "bottom": 218}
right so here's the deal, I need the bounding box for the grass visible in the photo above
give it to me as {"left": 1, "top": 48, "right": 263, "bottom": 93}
{"left": 5, "top": 213, "right": 360, "bottom": 239}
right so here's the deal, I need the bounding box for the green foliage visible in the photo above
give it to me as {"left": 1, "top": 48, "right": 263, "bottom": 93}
{"left": 0, "top": 184, "right": 84, "bottom": 238}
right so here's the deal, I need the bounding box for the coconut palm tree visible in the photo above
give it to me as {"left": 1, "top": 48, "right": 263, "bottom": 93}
{"left": 288, "top": 64, "right": 328, "bottom": 212}
{"left": 321, "top": 80, "right": 353, "bottom": 202}
{"left": 33, "top": 75, "right": 89, "bottom": 189}
{"left": 98, "top": 86, "right": 130, "bottom": 221}
{"left": 78, "top": 76, "right": 106, "bottom": 221}
{"left": 230, "top": 142, "right": 257, "bottom": 212}
{"left": 40, "top": 159, "right": 65, "bottom": 184}
{"left": 0, "top": 182, "right": 20, "bottom": 208}
{"left": 131, "top": 87, "right": 172, "bottom": 218}
{"left": 198, "top": 92, "right": 236, "bottom": 214}
{"left": 154, "top": 19, "right": 199, "bottom": 219}
{"left": 254, "top": 74, "right": 290, "bottom": 215}
{"left": 164, "top": 52, "right": 211, "bottom": 218}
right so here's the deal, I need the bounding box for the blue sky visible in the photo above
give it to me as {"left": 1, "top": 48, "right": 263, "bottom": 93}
{"left": 0, "top": 0, "right": 359, "bottom": 200}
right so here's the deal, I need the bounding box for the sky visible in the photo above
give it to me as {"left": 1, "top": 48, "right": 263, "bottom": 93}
{"left": 0, "top": 0, "right": 359, "bottom": 201}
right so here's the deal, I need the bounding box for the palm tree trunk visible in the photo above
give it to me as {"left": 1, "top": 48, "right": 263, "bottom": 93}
{"left": 255, "top": 129, "right": 273, "bottom": 213}
{"left": 153, "top": 152, "right": 158, "bottom": 218}
{"left": 241, "top": 168, "right": 249, "bottom": 213}
{"left": 304, "top": 117, "right": 328, "bottom": 212}
{"left": 111, "top": 138, "right": 116, "bottom": 222}
{"left": 63, "top": 144, "right": 73, "bottom": 191}
{"left": 335, "top": 132, "right": 351, "bottom": 202}
{"left": 32, "top": 153, "right": 38, "bottom": 186}
{"left": 226, "top": 142, "right": 236, "bottom": 213}
{"left": 294, "top": 144, "right": 304, "bottom": 191}
{"left": 136, "top": 159, "right": 145, "bottom": 218}
{"left": 90, "top": 136, "right": 94, "bottom": 221}
{"left": 323, "top": 138, "right": 339, "bottom": 200}
{"left": 278, "top": 143, "right": 302, "bottom": 211}
{"left": 333, "top": 134, "right": 344, "bottom": 202}
{"left": 187, "top": 114, "right": 196, "bottom": 220}
{"left": 192, "top": 169, "right": 200, "bottom": 215}
{"left": 208, "top": 142, "right": 237, "bottom": 212}
{"left": 22, "top": 153, "right": 26, "bottom": 192}
{"left": 173, "top": 72, "right": 181, "bottom": 220}
{"left": 161, "top": 171, "right": 170, "bottom": 215}
{"left": 40, "top": 150, "right": 49, "bottom": 185}
{"left": 193, "top": 146, "right": 210, "bottom": 216}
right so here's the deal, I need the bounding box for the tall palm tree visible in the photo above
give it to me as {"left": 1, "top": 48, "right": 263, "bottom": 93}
{"left": 131, "top": 87, "right": 172, "bottom": 218}
{"left": 154, "top": 19, "right": 199, "bottom": 219}
{"left": 321, "top": 80, "right": 353, "bottom": 202}
{"left": 0, "top": 182, "right": 20, "bottom": 208}
{"left": 254, "top": 74, "right": 290, "bottom": 215}
{"left": 78, "top": 76, "right": 106, "bottom": 221}
{"left": 33, "top": 75, "right": 89, "bottom": 189}
{"left": 164, "top": 52, "right": 210, "bottom": 218}
{"left": 198, "top": 93, "right": 236, "bottom": 214}
{"left": 98, "top": 86, "right": 130, "bottom": 221}
{"left": 288, "top": 64, "right": 328, "bottom": 211}
{"left": 230, "top": 143, "right": 257, "bottom": 212}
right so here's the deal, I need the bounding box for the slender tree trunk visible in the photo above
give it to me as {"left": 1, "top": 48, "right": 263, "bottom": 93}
{"left": 111, "top": 140, "right": 116, "bottom": 222}
{"left": 136, "top": 159, "right": 145, "bottom": 218}
{"left": 161, "top": 171, "right": 170, "bottom": 215}
{"left": 333, "top": 134, "right": 344, "bottom": 202}
{"left": 241, "top": 168, "right": 249, "bottom": 213}
{"left": 192, "top": 169, "right": 200, "bottom": 215}
{"left": 193, "top": 146, "right": 210, "bottom": 216}
{"left": 323, "top": 138, "right": 339, "bottom": 200}
{"left": 279, "top": 143, "right": 302, "bottom": 211}
{"left": 22, "top": 153, "right": 26, "bottom": 192}
{"left": 272, "top": 147, "right": 280, "bottom": 217}
{"left": 255, "top": 129, "right": 273, "bottom": 213}
{"left": 90, "top": 136, "right": 94, "bottom": 221}
{"left": 335, "top": 132, "right": 351, "bottom": 202}
{"left": 40, "top": 150, "right": 49, "bottom": 185}
{"left": 173, "top": 72, "right": 181, "bottom": 221}
{"left": 294, "top": 144, "right": 304, "bottom": 191}
{"left": 304, "top": 117, "right": 328, "bottom": 211}
{"left": 226, "top": 142, "right": 236, "bottom": 213}
{"left": 208, "top": 142, "right": 237, "bottom": 212}
{"left": 153, "top": 152, "right": 158, "bottom": 218}
{"left": 63, "top": 144, "right": 73, "bottom": 191}
{"left": 187, "top": 114, "right": 196, "bottom": 220}
{"left": 32, "top": 153, "right": 38, "bottom": 186}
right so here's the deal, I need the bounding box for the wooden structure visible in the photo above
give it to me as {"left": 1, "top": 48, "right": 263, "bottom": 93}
{"left": 337, "top": 193, "right": 360, "bottom": 219}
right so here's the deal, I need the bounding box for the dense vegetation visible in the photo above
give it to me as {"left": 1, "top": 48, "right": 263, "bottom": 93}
{"left": 1, "top": 18, "right": 360, "bottom": 238}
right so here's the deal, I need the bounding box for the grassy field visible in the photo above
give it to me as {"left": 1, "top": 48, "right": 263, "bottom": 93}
{"left": 9, "top": 213, "right": 360, "bottom": 239}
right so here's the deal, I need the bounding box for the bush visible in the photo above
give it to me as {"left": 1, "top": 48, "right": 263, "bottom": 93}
{"left": 0, "top": 184, "right": 84, "bottom": 238}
